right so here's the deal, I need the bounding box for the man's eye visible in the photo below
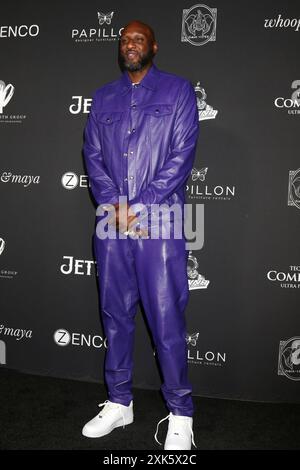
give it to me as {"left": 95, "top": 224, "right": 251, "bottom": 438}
{"left": 120, "top": 37, "right": 144, "bottom": 45}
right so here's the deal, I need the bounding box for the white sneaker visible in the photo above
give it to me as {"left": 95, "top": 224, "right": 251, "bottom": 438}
{"left": 154, "top": 412, "right": 197, "bottom": 450}
{"left": 82, "top": 399, "right": 134, "bottom": 438}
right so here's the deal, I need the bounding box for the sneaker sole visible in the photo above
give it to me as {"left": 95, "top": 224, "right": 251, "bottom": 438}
{"left": 164, "top": 444, "right": 191, "bottom": 450}
{"left": 82, "top": 417, "right": 134, "bottom": 438}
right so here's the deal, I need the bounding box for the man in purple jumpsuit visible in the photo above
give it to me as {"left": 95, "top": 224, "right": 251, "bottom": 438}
{"left": 82, "top": 20, "right": 199, "bottom": 450}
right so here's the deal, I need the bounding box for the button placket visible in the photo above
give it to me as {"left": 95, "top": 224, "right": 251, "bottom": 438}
{"left": 126, "top": 84, "right": 139, "bottom": 199}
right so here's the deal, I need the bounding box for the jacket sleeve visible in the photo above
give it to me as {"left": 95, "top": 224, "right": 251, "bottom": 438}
{"left": 128, "top": 80, "right": 199, "bottom": 211}
{"left": 83, "top": 90, "right": 120, "bottom": 207}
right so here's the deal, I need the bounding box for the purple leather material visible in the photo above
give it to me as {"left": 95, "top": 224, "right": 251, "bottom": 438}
{"left": 83, "top": 63, "right": 200, "bottom": 416}
{"left": 83, "top": 62, "right": 199, "bottom": 212}
{"left": 93, "top": 234, "right": 194, "bottom": 417}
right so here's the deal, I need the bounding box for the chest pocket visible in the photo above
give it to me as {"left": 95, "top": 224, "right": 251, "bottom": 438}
{"left": 143, "top": 104, "right": 173, "bottom": 117}
{"left": 97, "top": 111, "right": 123, "bottom": 125}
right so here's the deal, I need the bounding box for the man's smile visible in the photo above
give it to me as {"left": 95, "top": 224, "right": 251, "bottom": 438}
{"left": 126, "top": 51, "right": 139, "bottom": 59}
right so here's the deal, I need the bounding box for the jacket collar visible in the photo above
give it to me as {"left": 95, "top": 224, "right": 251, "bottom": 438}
{"left": 120, "top": 62, "right": 159, "bottom": 95}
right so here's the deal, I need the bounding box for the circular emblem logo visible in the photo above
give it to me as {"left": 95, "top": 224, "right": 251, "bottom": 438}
{"left": 53, "top": 329, "right": 71, "bottom": 346}
{"left": 279, "top": 337, "right": 300, "bottom": 381}
{"left": 61, "top": 172, "right": 79, "bottom": 190}
{"left": 182, "top": 4, "right": 217, "bottom": 46}
{"left": 289, "top": 169, "right": 300, "bottom": 210}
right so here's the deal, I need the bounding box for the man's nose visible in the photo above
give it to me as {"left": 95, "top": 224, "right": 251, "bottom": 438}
{"left": 126, "top": 39, "right": 137, "bottom": 49}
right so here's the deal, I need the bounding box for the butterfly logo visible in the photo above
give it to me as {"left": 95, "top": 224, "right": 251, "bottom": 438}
{"left": 191, "top": 167, "right": 208, "bottom": 182}
{"left": 186, "top": 332, "right": 199, "bottom": 346}
{"left": 97, "top": 11, "right": 114, "bottom": 25}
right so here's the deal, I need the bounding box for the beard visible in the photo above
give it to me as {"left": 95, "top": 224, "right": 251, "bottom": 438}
{"left": 118, "top": 46, "right": 155, "bottom": 72}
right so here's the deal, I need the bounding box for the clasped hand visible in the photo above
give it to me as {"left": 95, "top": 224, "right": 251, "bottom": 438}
{"left": 106, "top": 202, "right": 147, "bottom": 237}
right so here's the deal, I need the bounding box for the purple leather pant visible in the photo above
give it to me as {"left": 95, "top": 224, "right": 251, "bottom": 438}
{"left": 93, "top": 218, "right": 194, "bottom": 417}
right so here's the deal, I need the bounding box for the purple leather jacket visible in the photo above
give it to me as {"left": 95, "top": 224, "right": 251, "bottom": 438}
{"left": 83, "top": 62, "right": 200, "bottom": 221}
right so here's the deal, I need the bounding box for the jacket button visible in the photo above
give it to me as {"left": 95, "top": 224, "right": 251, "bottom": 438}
{"left": 123, "top": 153, "right": 128, "bottom": 156}
{"left": 124, "top": 177, "right": 128, "bottom": 181}
{"left": 132, "top": 128, "right": 136, "bottom": 133}
{"left": 155, "top": 109, "right": 160, "bottom": 113}
{"left": 106, "top": 117, "right": 111, "bottom": 122}
{"left": 129, "top": 176, "right": 134, "bottom": 180}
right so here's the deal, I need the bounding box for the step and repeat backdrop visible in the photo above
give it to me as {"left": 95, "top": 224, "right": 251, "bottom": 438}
{"left": 0, "top": 0, "right": 299, "bottom": 403}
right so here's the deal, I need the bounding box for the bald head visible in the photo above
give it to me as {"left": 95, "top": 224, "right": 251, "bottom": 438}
{"left": 121, "top": 20, "right": 156, "bottom": 44}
